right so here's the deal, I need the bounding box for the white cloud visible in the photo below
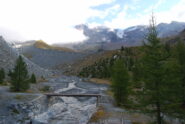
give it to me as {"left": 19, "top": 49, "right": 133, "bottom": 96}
{"left": 0, "top": 0, "right": 115, "bottom": 44}
{"left": 144, "top": 0, "right": 166, "bottom": 13}
{"left": 88, "top": 23, "right": 102, "bottom": 28}
{"left": 99, "top": 4, "right": 121, "bottom": 19}
{"left": 104, "top": 4, "right": 150, "bottom": 29}
{"left": 132, "top": 0, "right": 141, "bottom": 3}
{"left": 0, "top": 0, "right": 184, "bottom": 43}
{"left": 156, "top": 0, "right": 185, "bottom": 23}
{"left": 104, "top": 0, "right": 185, "bottom": 29}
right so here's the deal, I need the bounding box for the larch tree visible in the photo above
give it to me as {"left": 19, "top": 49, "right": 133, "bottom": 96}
{"left": 136, "top": 15, "right": 179, "bottom": 124}
{"left": 111, "top": 59, "right": 130, "bottom": 106}
{"left": 30, "top": 73, "right": 37, "bottom": 84}
{"left": 9, "top": 56, "right": 30, "bottom": 92}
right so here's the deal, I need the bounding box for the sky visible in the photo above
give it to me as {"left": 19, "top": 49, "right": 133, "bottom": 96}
{"left": 0, "top": 0, "right": 185, "bottom": 44}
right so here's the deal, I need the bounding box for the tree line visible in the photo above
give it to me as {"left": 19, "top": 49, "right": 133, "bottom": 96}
{"left": 79, "top": 46, "right": 135, "bottom": 78}
{"left": 0, "top": 55, "right": 36, "bottom": 92}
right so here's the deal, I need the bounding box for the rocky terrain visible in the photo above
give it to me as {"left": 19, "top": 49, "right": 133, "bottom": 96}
{"left": 0, "top": 36, "right": 51, "bottom": 77}
{"left": 1, "top": 75, "right": 181, "bottom": 124}
{"left": 0, "top": 76, "right": 108, "bottom": 124}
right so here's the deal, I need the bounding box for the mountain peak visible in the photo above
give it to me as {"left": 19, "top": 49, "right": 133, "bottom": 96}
{"left": 72, "top": 21, "right": 185, "bottom": 49}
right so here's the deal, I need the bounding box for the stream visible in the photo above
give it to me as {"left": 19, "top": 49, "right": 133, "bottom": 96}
{"left": 19, "top": 76, "right": 107, "bottom": 124}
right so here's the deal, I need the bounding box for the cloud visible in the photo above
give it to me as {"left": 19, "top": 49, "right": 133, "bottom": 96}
{"left": 104, "top": 4, "right": 150, "bottom": 29}
{"left": 144, "top": 0, "right": 166, "bottom": 13}
{"left": 104, "top": 0, "right": 185, "bottom": 29}
{"left": 0, "top": 0, "right": 115, "bottom": 44}
{"left": 131, "top": 0, "right": 141, "bottom": 3}
{"left": 156, "top": 0, "right": 185, "bottom": 23}
{"left": 0, "top": 0, "right": 184, "bottom": 43}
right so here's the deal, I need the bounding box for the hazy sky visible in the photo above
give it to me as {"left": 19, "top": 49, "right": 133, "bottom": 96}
{"left": 0, "top": 0, "right": 184, "bottom": 44}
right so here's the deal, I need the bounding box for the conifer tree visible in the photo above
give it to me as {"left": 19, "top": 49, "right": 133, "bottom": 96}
{"left": 9, "top": 56, "right": 30, "bottom": 91}
{"left": 111, "top": 59, "right": 130, "bottom": 106}
{"left": 30, "top": 73, "right": 36, "bottom": 83}
{"left": 121, "top": 46, "right": 124, "bottom": 51}
{"left": 175, "top": 41, "right": 185, "bottom": 107}
{"left": 136, "top": 15, "right": 173, "bottom": 124}
{"left": 0, "top": 68, "right": 5, "bottom": 83}
{"left": 170, "top": 41, "right": 185, "bottom": 122}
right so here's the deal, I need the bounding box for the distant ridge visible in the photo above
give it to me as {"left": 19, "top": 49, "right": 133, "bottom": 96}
{"left": 72, "top": 21, "right": 185, "bottom": 50}
{"left": 34, "top": 40, "right": 76, "bottom": 52}
{"left": 16, "top": 40, "right": 88, "bottom": 69}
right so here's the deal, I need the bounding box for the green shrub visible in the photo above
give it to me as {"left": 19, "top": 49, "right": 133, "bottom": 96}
{"left": 39, "top": 86, "right": 50, "bottom": 92}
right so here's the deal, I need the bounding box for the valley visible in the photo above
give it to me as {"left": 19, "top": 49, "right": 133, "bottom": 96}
{"left": 0, "top": 20, "right": 185, "bottom": 124}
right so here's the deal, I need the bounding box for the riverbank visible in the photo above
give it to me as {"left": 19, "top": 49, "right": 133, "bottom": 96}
{"left": 0, "top": 76, "right": 108, "bottom": 124}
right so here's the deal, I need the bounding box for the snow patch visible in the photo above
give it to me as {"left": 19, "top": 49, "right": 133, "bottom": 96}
{"left": 116, "top": 29, "right": 124, "bottom": 38}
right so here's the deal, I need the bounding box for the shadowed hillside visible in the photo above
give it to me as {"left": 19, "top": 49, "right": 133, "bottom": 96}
{"left": 17, "top": 40, "right": 91, "bottom": 69}
{"left": 0, "top": 36, "right": 51, "bottom": 77}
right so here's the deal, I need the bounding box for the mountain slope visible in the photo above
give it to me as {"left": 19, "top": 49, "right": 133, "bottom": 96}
{"left": 0, "top": 36, "right": 51, "bottom": 77}
{"left": 163, "top": 29, "right": 185, "bottom": 44}
{"left": 15, "top": 40, "right": 90, "bottom": 69}
{"left": 64, "top": 29, "right": 185, "bottom": 76}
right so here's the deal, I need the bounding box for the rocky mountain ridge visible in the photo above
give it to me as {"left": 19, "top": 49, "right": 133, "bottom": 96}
{"left": 0, "top": 36, "right": 51, "bottom": 77}
{"left": 71, "top": 21, "right": 185, "bottom": 50}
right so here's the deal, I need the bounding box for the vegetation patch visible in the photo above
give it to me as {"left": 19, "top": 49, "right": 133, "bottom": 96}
{"left": 37, "top": 76, "right": 48, "bottom": 83}
{"left": 34, "top": 40, "right": 75, "bottom": 52}
{"left": 89, "top": 78, "right": 111, "bottom": 85}
{"left": 39, "top": 86, "right": 50, "bottom": 92}
{"left": 0, "top": 82, "right": 8, "bottom": 86}
{"left": 23, "top": 53, "right": 33, "bottom": 59}
{"left": 14, "top": 95, "right": 24, "bottom": 100}
{"left": 11, "top": 108, "right": 20, "bottom": 114}
{"left": 0, "top": 68, "right": 5, "bottom": 84}
{"left": 89, "top": 106, "right": 109, "bottom": 122}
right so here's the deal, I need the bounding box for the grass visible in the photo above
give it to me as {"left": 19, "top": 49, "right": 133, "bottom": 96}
{"left": 34, "top": 40, "right": 75, "bottom": 52}
{"left": 89, "top": 78, "right": 111, "bottom": 85}
{"left": 132, "top": 122, "right": 148, "bottom": 124}
{"left": 37, "top": 76, "right": 48, "bottom": 83}
{"left": 0, "top": 81, "right": 9, "bottom": 86}
{"left": 14, "top": 95, "right": 24, "bottom": 100}
{"left": 105, "top": 89, "right": 114, "bottom": 97}
{"left": 23, "top": 53, "right": 33, "bottom": 59}
{"left": 25, "top": 89, "right": 34, "bottom": 93}
{"left": 12, "top": 108, "right": 20, "bottom": 114}
{"left": 89, "top": 106, "right": 109, "bottom": 122}
{"left": 39, "top": 86, "right": 50, "bottom": 92}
